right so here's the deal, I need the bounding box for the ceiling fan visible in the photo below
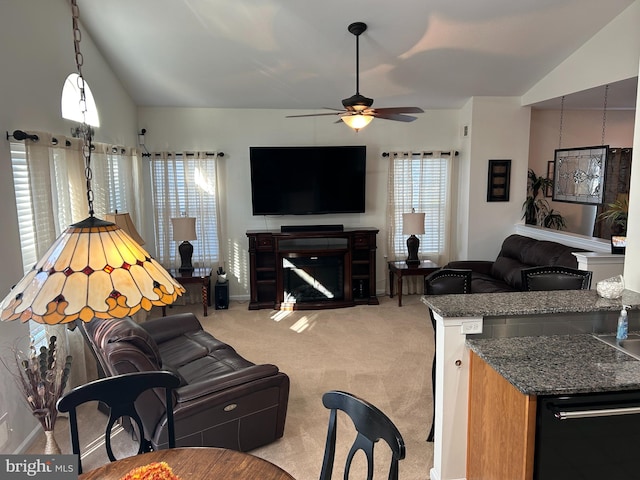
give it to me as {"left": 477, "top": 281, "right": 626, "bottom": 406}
{"left": 286, "top": 22, "right": 424, "bottom": 131}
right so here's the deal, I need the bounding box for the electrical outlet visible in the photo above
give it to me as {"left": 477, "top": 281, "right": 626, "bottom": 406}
{"left": 461, "top": 320, "right": 482, "bottom": 335}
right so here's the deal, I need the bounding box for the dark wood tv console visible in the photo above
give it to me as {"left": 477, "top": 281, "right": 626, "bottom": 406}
{"left": 246, "top": 228, "right": 379, "bottom": 310}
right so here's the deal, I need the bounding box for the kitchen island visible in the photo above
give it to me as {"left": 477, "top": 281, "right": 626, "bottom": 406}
{"left": 422, "top": 289, "right": 640, "bottom": 480}
{"left": 466, "top": 334, "right": 640, "bottom": 479}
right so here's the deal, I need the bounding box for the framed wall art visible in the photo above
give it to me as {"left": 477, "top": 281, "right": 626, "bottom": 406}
{"left": 486, "top": 159, "right": 511, "bottom": 202}
{"left": 552, "top": 145, "right": 608, "bottom": 205}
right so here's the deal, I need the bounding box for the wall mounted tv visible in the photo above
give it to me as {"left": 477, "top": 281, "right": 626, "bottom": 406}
{"left": 249, "top": 145, "right": 366, "bottom": 215}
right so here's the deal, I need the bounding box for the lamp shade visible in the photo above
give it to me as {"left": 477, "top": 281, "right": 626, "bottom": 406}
{"left": 402, "top": 212, "right": 425, "bottom": 235}
{"left": 342, "top": 114, "right": 373, "bottom": 131}
{"left": 104, "top": 212, "right": 145, "bottom": 245}
{"left": 0, "top": 216, "right": 185, "bottom": 325}
{"left": 171, "top": 217, "right": 197, "bottom": 241}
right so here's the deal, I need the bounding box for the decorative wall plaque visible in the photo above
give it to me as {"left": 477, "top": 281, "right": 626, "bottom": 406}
{"left": 487, "top": 159, "right": 511, "bottom": 202}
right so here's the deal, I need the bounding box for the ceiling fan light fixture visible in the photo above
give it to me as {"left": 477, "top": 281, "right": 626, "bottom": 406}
{"left": 342, "top": 113, "right": 373, "bottom": 132}
{"left": 285, "top": 21, "right": 422, "bottom": 125}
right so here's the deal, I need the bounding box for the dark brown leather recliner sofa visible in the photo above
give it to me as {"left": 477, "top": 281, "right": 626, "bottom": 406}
{"left": 82, "top": 312, "right": 289, "bottom": 452}
{"left": 441, "top": 234, "right": 588, "bottom": 293}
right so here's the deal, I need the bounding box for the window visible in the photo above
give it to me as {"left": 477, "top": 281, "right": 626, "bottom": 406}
{"left": 61, "top": 73, "right": 100, "bottom": 126}
{"left": 387, "top": 151, "right": 453, "bottom": 263}
{"left": 10, "top": 142, "right": 38, "bottom": 274}
{"left": 150, "top": 152, "right": 220, "bottom": 268}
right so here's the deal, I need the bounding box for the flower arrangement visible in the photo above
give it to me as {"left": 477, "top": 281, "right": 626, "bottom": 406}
{"left": 120, "top": 462, "right": 182, "bottom": 480}
{"left": 1, "top": 335, "right": 72, "bottom": 432}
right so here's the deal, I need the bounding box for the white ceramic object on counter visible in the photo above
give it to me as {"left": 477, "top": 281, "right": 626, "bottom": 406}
{"left": 596, "top": 274, "right": 625, "bottom": 299}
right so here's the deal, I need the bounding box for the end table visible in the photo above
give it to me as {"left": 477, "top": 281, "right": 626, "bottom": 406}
{"left": 388, "top": 260, "right": 439, "bottom": 307}
{"left": 163, "top": 267, "right": 212, "bottom": 316}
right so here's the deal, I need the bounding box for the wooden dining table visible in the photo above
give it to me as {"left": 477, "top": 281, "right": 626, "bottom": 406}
{"left": 78, "top": 447, "right": 296, "bottom": 480}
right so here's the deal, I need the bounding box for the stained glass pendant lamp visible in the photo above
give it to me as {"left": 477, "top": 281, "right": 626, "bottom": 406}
{"left": 0, "top": 217, "right": 184, "bottom": 324}
{"left": 0, "top": 0, "right": 184, "bottom": 325}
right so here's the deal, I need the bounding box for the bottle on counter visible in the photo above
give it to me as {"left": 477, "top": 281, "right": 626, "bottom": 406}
{"left": 616, "top": 305, "right": 629, "bottom": 341}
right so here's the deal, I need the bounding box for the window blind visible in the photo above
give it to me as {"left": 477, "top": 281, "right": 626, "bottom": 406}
{"left": 10, "top": 142, "right": 38, "bottom": 274}
{"left": 388, "top": 151, "right": 452, "bottom": 260}
{"left": 150, "top": 152, "right": 220, "bottom": 268}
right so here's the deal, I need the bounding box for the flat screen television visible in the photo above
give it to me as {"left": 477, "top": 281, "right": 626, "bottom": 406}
{"left": 249, "top": 146, "right": 366, "bottom": 215}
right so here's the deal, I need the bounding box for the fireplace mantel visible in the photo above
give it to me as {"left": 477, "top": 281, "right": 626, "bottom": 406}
{"left": 246, "top": 228, "right": 379, "bottom": 310}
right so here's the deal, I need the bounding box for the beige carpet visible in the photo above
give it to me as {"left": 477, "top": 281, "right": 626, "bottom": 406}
{"left": 30, "top": 294, "right": 435, "bottom": 479}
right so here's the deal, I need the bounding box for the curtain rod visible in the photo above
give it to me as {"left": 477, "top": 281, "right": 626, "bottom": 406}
{"left": 6, "top": 130, "right": 39, "bottom": 142}
{"left": 7, "top": 130, "right": 125, "bottom": 150}
{"left": 7, "top": 130, "right": 72, "bottom": 147}
{"left": 381, "top": 150, "right": 459, "bottom": 157}
{"left": 7, "top": 129, "right": 174, "bottom": 155}
{"left": 149, "top": 151, "right": 225, "bottom": 158}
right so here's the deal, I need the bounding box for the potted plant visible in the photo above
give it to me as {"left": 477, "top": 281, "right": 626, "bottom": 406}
{"left": 522, "top": 169, "right": 567, "bottom": 230}
{"left": 597, "top": 195, "right": 628, "bottom": 235}
{"left": 522, "top": 169, "right": 553, "bottom": 225}
{"left": 542, "top": 209, "right": 567, "bottom": 230}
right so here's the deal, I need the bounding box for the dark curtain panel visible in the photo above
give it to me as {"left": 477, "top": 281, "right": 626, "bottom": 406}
{"left": 593, "top": 147, "right": 632, "bottom": 239}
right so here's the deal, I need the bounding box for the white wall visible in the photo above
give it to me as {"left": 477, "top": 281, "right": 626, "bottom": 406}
{"left": 0, "top": 0, "right": 138, "bottom": 453}
{"left": 137, "top": 107, "right": 462, "bottom": 298}
{"left": 625, "top": 60, "right": 640, "bottom": 291}
{"left": 528, "top": 109, "right": 636, "bottom": 235}
{"left": 454, "top": 100, "right": 473, "bottom": 261}
{"left": 458, "top": 97, "right": 533, "bottom": 260}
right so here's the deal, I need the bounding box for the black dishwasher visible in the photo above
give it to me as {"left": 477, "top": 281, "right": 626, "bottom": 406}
{"left": 535, "top": 390, "right": 640, "bottom": 479}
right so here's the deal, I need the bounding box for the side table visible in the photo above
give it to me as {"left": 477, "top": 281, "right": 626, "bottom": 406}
{"left": 163, "top": 267, "right": 212, "bottom": 316}
{"left": 388, "top": 260, "right": 440, "bottom": 306}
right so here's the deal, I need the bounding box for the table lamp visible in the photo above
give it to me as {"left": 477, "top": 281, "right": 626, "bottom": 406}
{"left": 402, "top": 210, "right": 425, "bottom": 267}
{"left": 171, "top": 217, "right": 197, "bottom": 272}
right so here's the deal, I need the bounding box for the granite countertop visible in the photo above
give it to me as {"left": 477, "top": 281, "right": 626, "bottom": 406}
{"left": 422, "top": 289, "right": 640, "bottom": 318}
{"left": 467, "top": 334, "right": 640, "bottom": 396}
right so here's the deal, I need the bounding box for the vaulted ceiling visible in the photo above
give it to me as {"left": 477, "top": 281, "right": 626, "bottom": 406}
{"left": 76, "top": 0, "right": 637, "bottom": 111}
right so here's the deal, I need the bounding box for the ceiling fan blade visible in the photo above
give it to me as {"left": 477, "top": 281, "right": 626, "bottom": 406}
{"left": 373, "top": 107, "right": 424, "bottom": 114}
{"left": 286, "top": 112, "right": 345, "bottom": 118}
{"left": 372, "top": 112, "right": 419, "bottom": 122}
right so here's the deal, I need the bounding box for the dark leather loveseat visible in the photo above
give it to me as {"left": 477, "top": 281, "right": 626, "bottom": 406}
{"left": 83, "top": 312, "right": 289, "bottom": 452}
{"left": 444, "top": 234, "right": 587, "bottom": 293}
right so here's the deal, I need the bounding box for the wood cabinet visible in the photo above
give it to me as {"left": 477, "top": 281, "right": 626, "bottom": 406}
{"left": 246, "top": 228, "right": 379, "bottom": 310}
{"left": 467, "top": 351, "right": 537, "bottom": 480}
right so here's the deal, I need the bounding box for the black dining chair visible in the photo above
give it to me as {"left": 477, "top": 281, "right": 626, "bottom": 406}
{"left": 56, "top": 371, "right": 180, "bottom": 474}
{"left": 521, "top": 265, "right": 592, "bottom": 291}
{"left": 319, "top": 390, "right": 405, "bottom": 480}
{"left": 424, "top": 268, "right": 472, "bottom": 442}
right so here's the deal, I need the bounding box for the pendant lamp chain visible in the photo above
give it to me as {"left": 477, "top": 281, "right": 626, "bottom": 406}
{"left": 71, "top": 0, "right": 95, "bottom": 216}
{"left": 601, "top": 84, "right": 609, "bottom": 146}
